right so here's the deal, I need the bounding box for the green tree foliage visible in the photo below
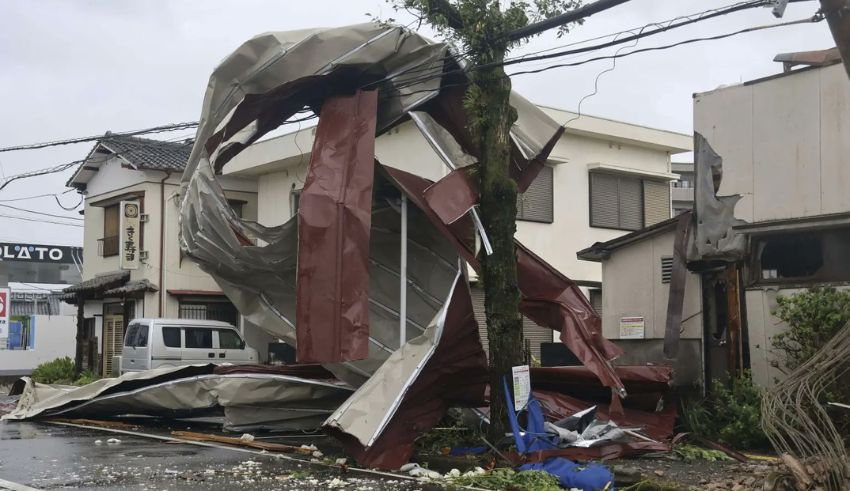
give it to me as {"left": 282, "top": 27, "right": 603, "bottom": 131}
{"left": 772, "top": 287, "right": 850, "bottom": 439}
{"left": 384, "top": 0, "right": 582, "bottom": 441}
{"left": 772, "top": 287, "right": 850, "bottom": 371}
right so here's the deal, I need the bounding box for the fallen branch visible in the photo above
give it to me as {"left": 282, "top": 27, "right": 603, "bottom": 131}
{"left": 170, "top": 431, "right": 314, "bottom": 455}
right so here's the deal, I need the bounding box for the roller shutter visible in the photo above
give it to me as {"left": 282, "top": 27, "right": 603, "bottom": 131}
{"left": 470, "top": 285, "right": 550, "bottom": 360}
{"left": 643, "top": 180, "right": 671, "bottom": 226}
{"left": 590, "top": 173, "right": 619, "bottom": 228}
{"left": 618, "top": 177, "right": 643, "bottom": 230}
{"left": 517, "top": 165, "right": 554, "bottom": 223}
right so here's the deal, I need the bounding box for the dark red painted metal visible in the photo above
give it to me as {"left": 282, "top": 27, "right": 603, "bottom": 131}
{"left": 295, "top": 90, "right": 378, "bottom": 363}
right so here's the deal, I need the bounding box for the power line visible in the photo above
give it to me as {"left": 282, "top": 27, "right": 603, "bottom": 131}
{"left": 0, "top": 189, "right": 74, "bottom": 203}
{"left": 0, "top": 121, "right": 198, "bottom": 153}
{"left": 0, "top": 160, "right": 82, "bottom": 192}
{"left": 0, "top": 203, "right": 84, "bottom": 221}
{"left": 0, "top": 213, "right": 83, "bottom": 227}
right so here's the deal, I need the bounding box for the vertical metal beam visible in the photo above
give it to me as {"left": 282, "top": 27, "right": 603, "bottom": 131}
{"left": 399, "top": 195, "right": 408, "bottom": 346}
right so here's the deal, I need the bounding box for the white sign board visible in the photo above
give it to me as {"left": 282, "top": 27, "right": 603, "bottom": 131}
{"left": 0, "top": 287, "right": 9, "bottom": 343}
{"left": 119, "top": 200, "right": 141, "bottom": 270}
{"left": 511, "top": 364, "right": 531, "bottom": 411}
{"left": 619, "top": 316, "right": 645, "bottom": 339}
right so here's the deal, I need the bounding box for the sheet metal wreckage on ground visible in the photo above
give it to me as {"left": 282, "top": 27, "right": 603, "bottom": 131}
{"left": 0, "top": 24, "right": 667, "bottom": 470}
{"left": 173, "top": 22, "right": 637, "bottom": 469}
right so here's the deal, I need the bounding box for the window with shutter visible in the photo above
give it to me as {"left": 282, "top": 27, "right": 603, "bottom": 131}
{"left": 590, "top": 172, "right": 645, "bottom": 231}
{"left": 643, "top": 180, "right": 671, "bottom": 226}
{"left": 517, "top": 165, "right": 554, "bottom": 223}
{"left": 101, "top": 204, "right": 120, "bottom": 257}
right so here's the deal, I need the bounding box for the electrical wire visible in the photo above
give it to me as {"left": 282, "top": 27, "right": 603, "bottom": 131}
{"left": 0, "top": 203, "right": 84, "bottom": 221}
{"left": 0, "top": 189, "right": 74, "bottom": 203}
{"left": 0, "top": 121, "right": 198, "bottom": 153}
{"left": 0, "top": 213, "right": 83, "bottom": 227}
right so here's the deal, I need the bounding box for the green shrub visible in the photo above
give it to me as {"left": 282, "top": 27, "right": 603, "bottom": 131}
{"left": 30, "top": 357, "right": 76, "bottom": 384}
{"left": 684, "top": 372, "right": 770, "bottom": 450}
{"left": 772, "top": 287, "right": 850, "bottom": 438}
{"left": 74, "top": 370, "right": 99, "bottom": 386}
{"left": 772, "top": 287, "right": 850, "bottom": 371}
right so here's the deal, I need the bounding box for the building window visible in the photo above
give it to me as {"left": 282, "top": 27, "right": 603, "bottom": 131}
{"left": 100, "top": 204, "right": 120, "bottom": 257}
{"left": 588, "top": 288, "right": 603, "bottom": 316}
{"left": 751, "top": 227, "right": 850, "bottom": 285}
{"left": 179, "top": 299, "right": 239, "bottom": 327}
{"left": 590, "top": 172, "right": 670, "bottom": 230}
{"left": 227, "top": 199, "right": 244, "bottom": 219}
{"left": 517, "top": 165, "right": 554, "bottom": 223}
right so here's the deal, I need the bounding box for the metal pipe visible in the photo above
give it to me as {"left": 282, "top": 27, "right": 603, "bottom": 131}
{"left": 399, "top": 194, "right": 408, "bottom": 346}
{"left": 158, "top": 171, "right": 171, "bottom": 317}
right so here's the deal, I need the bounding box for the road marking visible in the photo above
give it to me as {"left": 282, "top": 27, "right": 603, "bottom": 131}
{"left": 0, "top": 478, "right": 41, "bottom": 491}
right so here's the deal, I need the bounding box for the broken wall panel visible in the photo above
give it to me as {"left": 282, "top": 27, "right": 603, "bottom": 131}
{"left": 296, "top": 90, "right": 378, "bottom": 363}
{"left": 324, "top": 274, "right": 488, "bottom": 470}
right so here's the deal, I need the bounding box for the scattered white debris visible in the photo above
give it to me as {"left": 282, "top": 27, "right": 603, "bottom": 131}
{"left": 447, "top": 468, "right": 461, "bottom": 478}
{"left": 335, "top": 458, "right": 348, "bottom": 466}
{"left": 239, "top": 433, "right": 255, "bottom": 442}
{"left": 328, "top": 477, "right": 347, "bottom": 488}
{"left": 106, "top": 438, "right": 121, "bottom": 444}
{"left": 94, "top": 440, "right": 103, "bottom": 445}
{"left": 403, "top": 463, "right": 442, "bottom": 480}
{"left": 300, "top": 444, "right": 318, "bottom": 451}
{"left": 312, "top": 450, "right": 324, "bottom": 458}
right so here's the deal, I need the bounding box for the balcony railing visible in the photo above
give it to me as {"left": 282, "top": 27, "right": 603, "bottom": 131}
{"left": 671, "top": 186, "right": 694, "bottom": 203}
{"left": 98, "top": 236, "right": 119, "bottom": 257}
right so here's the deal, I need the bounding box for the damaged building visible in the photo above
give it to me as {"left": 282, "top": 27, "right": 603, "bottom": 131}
{"left": 578, "top": 48, "right": 850, "bottom": 389}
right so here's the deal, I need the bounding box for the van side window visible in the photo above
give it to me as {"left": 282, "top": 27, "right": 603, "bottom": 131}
{"left": 162, "top": 327, "right": 181, "bottom": 348}
{"left": 124, "top": 325, "right": 138, "bottom": 347}
{"left": 185, "top": 328, "right": 212, "bottom": 349}
{"left": 218, "top": 329, "right": 245, "bottom": 350}
{"left": 136, "top": 326, "right": 149, "bottom": 347}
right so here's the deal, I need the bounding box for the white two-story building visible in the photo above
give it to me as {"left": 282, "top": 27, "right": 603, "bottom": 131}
{"left": 64, "top": 134, "right": 262, "bottom": 376}
{"left": 223, "top": 106, "right": 691, "bottom": 358}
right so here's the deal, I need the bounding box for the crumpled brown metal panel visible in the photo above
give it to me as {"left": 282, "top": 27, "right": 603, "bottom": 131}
{"left": 326, "top": 275, "right": 488, "bottom": 470}
{"left": 530, "top": 366, "right": 671, "bottom": 412}
{"left": 663, "top": 211, "right": 693, "bottom": 359}
{"left": 296, "top": 91, "right": 378, "bottom": 363}
{"left": 516, "top": 243, "right": 626, "bottom": 395}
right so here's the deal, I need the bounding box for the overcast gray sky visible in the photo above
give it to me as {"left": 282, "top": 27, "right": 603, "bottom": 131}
{"left": 0, "top": 0, "right": 835, "bottom": 245}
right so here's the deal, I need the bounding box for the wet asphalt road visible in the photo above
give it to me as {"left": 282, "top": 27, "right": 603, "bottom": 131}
{"left": 0, "top": 422, "right": 432, "bottom": 490}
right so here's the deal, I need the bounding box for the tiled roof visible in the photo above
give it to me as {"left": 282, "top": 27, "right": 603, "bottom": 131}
{"left": 63, "top": 270, "right": 130, "bottom": 295}
{"left": 99, "top": 134, "right": 193, "bottom": 172}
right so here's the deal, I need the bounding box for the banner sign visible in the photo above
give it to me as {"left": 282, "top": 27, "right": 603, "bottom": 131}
{"left": 0, "top": 243, "right": 81, "bottom": 264}
{"left": 119, "top": 200, "right": 141, "bottom": 270}
{"left": 0, "top": 287, "right": 9, "bottom": 341}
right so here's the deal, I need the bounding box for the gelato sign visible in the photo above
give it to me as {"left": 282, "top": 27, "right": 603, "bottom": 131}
{"left": 0, "top": 243, "right": 80, "bottom": 263}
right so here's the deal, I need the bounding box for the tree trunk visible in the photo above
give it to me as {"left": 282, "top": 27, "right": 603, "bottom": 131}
{"left": 470, "top": 61, "right": 525, "bottom": 441}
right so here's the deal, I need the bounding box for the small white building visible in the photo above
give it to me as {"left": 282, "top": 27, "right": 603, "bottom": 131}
{"left": 223, "top": 106, "right": 691, "bottom": 357}
{"left": 65, "top": 135, "right": 268, "bottom": 376}
{"left": 0, "top": 283, "right": 77, "bottom": 377}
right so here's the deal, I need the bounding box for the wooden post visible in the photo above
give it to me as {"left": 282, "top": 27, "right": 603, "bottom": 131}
{"left": 725, "top": 264, "right": 744, "bottom": 378}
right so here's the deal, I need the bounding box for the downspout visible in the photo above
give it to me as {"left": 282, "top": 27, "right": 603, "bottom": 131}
{"left": 159, "top": 171, "right": 171, "bottom": 317}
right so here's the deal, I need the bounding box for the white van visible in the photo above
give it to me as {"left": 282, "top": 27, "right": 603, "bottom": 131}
{"left": 118, "top": 318, "right": 259, "bottom": 375}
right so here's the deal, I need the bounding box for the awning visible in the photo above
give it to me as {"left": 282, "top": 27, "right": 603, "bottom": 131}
{"left": 62, "top": 270, "right": 130, "bottom": 299}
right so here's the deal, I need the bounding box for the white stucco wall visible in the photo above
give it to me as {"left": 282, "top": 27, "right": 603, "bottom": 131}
{"left": 694, "top": 63, "right": 850, "bottom": 223}
{"left": 600, "top": 229, "right": 702, "bottom": 341}
{"left": 0, "top": 315, "right": 76, "bottom": 376}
